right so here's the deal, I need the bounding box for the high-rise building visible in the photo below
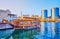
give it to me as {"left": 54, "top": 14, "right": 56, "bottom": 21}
{"left": 41, "top": 10, "right": 48, "bottom": 19}
{"left": 51, "top": 7, "right": 59, "bottom": 19}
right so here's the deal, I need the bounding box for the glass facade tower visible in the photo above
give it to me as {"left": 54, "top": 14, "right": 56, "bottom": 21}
{"left": 41, "top": 10, "right": 48, "bottom": 19}
{"left": 51, "top": 7, "right": 59, "bottom": 19}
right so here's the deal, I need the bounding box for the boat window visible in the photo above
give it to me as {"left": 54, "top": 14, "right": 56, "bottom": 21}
{"left": 27, "top": 22, "right": 31, "bottom": 24}
{"left": 32, "top": 22, "right": 38, "bottom": 24}
{"left": 20, "top": 22, "right": 31, "bottom": 25}
{"left": 20, "top": 22, "right": 23, "bottom": 25}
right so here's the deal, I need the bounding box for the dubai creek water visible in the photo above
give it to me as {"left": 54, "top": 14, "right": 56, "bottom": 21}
{"left": 0, "top": 22, "right": 60, "bottom": 39}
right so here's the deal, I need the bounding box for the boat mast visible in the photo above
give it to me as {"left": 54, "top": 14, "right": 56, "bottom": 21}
{"left": 21, "top": 11, "right": 23, "bottom": 19}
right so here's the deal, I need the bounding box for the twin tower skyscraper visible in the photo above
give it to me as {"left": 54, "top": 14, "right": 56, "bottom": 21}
{"left": 41, "top": 7, "right": 59, "bottom": 19}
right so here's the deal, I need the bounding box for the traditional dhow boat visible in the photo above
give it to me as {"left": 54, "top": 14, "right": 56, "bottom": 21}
{"left": 2, "top": 16, "right": 41, "bottom": 30}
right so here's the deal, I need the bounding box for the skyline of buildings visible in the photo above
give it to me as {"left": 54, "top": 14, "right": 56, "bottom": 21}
{"left": 41, "top": 7, "right": 60, "bottom": 19}
{"left": 0, "top": 7, "right": 60, "bottom": 22}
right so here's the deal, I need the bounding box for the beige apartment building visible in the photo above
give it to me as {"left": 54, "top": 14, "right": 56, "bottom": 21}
{"left": 0, "top": 9, "right": 11, "bottom": 22}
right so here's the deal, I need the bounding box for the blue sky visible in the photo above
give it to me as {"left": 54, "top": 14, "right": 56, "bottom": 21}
{"left": 0, "top": 0, "right": 60, "bottom": 16}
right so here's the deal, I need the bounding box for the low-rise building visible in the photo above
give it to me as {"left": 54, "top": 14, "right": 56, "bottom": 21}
{"left": 8, "top": 14, "right": 17, "bottom": 22}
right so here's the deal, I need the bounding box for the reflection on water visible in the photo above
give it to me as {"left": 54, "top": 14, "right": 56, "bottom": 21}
{"left": 0, "top": 22, "right": 60, "bottom": 39}
{"left": 51, "top": 22, "right": 55, "bottom": 37}
{"left": 0, "top": 29, "right": 14, "bottom": 39}
{"left": 11, "top": 29, "right": 39, "bottom": 39}
{"left": 55, "top": 22, "right": 60, "bottom": 38}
